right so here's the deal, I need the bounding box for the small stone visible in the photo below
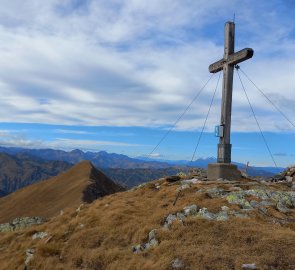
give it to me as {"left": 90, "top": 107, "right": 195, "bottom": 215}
{"left": 25, "top": 248, "right": 35, "bottom": 266}
{"left": 221, "top": 206, "right": 229, "bottom": 211}
{"left": 132, "top": 244, "right": 144, "bottom": 253}
{"left": 216, "top": 211, "right": 229, "bottom": 221}
{"left": 148, "top": 229, "right": 157, "bottom": 241}
{"left": 230, "top": 210, "right": 249, "bottom": 219}
{"left": 149, "top": 238, "right": 159, "bottom": 247}
{"left": 32, "top": 232, "right": 48, "bottom": 240}
{"left": 197, "top": 208, "right": 216, "bottom": 220}
{"left": 76, "top": 204, "right": 84, "bottom": 212}
{"left": 276, "top": 201, "right": 289, "bottom": 213}
{"left": 181, "top": 178, "right": 200, "bottom": 185}
{"left": 183, "top": 204, "right": 198, "bottom": 216}
{"left": 155, "top": 183, "right": 161, "bottom": 189}
{"left": 242, "top": 263, "right": 257, "bottom": 269}
{"left": 286, "top": 176, "right": 293, "bottom": 182}
{"left": 164, "top": 214, "right": 178, "bottom": 228}
{"left": 176, "top": 212, "right": 186, "bottom": 223}
{"left": 172, "top": 258, "right": 184, "bottom": 269}
{"left": 207, "top": 187, "right": 228, "bottom": 198}
{"left": 177, "top": 184, "right": 190, "bottom": 191}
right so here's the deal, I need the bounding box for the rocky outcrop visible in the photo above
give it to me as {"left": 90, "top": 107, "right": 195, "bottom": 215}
{"left": 0, "top": 217, "right": 45, "bottom": 232}
{"left": 270, "top": 166, "right": 295, "bottom": 183}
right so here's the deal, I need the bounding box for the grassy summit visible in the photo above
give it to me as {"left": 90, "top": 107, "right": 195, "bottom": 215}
{"left": 0, "top": 175, "right": 294, "bottom": 269}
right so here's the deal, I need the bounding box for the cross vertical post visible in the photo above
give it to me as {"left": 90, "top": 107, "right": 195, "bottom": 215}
{"left": 218, "top": 22, "right": 235, "bottom": 163}
{"left": 207, "top": 21, "right": 254, "bottom": 180}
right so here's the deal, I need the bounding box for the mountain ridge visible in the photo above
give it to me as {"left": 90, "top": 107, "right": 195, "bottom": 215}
{"left": 0, "top": 160, "right": 124, "bottom": 223}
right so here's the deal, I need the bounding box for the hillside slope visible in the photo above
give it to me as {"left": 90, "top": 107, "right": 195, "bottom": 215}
{"left": 0, "top": 175, "right": 294, "bottom": 269}
{"left": 0, "top": 161, "right": 124, "bottom": 223}
{"left": 0, "top": 152, "right": 72, "bottom": 194}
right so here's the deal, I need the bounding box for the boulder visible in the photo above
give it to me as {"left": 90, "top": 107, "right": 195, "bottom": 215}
{"left": 165, "top": 175, "right": 181, "bottom": 183}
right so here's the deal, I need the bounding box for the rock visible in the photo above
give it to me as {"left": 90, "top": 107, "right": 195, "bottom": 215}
{"left": 132, "top": 244, "right": 144, "bottom": 253}
{"left": 226, "top": 193, "right": 253, "bottom": 209}
{"left": 242, "top": 263, "right": 257, "bottom": 269}
{"left": 276, "top": 201, "right": 290, "bottom": 213}
{"left": 286, "top": 176, "right": 293, "bottom": 182}
{"left": 177, "top": 184, "right": 190, "bottom": 191}
{"left": 230, "top": 210, "right": 249, "bottom": 219}
{"left": 25, "top": 248, "right": 35, "bottom": 267}
{"left": 221, "top": 206, "right": 229, "bottom": 211}
{"left": 207, "top": 187, "right": 228, "bottom": 198}
{"left": 155, "top": 183, "right": 161, "bottom": 189}
{"left": 183, "top": 204, "right": 198, "bottom": 216}
{"left": 165, "top": 175, "right": 181, "bottom": 183}
{"left": 147, "top": 229, "right": 159, "bottom": 248}
{"left": 132, "top": 229, "right": 159, "bottom": 253}
{"left": 32, "top": 232, "right": 48, "bottom": 240}
{"left": 216, "top": 210, "right": 229, "bottom": 221}
{"left": 76, "top": 204, "right": 84, "bottom": 213}
{"left": 164, "top": 214, "right": 177, "bottom": 229}
{"left": 181, "top": 178, "right": 200, "bottom": 185}
{"left": 176, "top": 212, "right": 186, "bottom": 223}
{"left": 0, "top": 216, "right": 46, "bottom": 232}
{"left": 171, "top": 258, "right": 184, "bottom": 269}
{"left": 197, "top": 208, "right": 216, "bottom": 220}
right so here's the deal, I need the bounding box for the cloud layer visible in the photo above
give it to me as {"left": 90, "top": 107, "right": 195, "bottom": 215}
{"left": 0, "top": 0, "right": 294, "bottom": 132}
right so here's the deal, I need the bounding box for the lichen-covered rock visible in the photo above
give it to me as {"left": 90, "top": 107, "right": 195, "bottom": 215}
{"left": 32, "top": 232, "right": 48, "bottom": 240}
{"left": 226, "top": 193, "right": 253, "bottom": 209}
{"left": 206, "top": 187, "right": 228, "bottom": 198}
{"left": 197, "top": 208, "right": 216, "bottom": 220}
{"left": 183, "top": 204, "right": 198, "bottom": 216}
{"left": 0, "top": 216, "right": 46, "bottom": 232}
{"left": 216, "top": 210, "right": 229, "bottom": 221}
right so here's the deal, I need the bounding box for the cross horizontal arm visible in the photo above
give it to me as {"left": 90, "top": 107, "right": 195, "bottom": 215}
{"left": 209, "top": 48, "right": 254, "bottom": 73}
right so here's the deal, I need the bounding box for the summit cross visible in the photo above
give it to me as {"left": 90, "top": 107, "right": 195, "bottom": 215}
{"left": 209, "top": 21, "right": 253, "bottom": 163}
{"left": 207, "top": 21, "right": 254, "bottom": 180}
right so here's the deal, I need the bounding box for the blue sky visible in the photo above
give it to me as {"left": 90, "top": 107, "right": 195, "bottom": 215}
{"left": 0, "top": 0, "right": 294, "bottom": 167}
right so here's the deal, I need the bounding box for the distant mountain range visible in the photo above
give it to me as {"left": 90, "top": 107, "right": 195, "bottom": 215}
{"left": 137, "top": 156, "right": 284, "bottom": 177}
{"left": 0, "top": 147, "right": 285, "bottom": 195}
{"left": 0, "top": 147, "right": 170, "bottom": 169}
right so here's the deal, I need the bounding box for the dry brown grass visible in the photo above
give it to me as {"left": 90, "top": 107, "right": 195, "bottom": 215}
{"left": 0, "top": 179, "right": 295, "bottom": 269}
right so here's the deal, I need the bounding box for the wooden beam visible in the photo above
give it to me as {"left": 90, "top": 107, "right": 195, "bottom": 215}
{"left": 209, "top": 48, "right": 254, "bottom": 73}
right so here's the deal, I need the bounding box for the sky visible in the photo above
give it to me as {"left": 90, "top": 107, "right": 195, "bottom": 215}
{"left": 0, "top": 0, "right": 294, "bottom": 167}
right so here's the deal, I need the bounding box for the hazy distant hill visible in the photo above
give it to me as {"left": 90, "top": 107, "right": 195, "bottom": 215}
{"left": 0, "top": 147, "right": 170, "bottom": 169}
{"left": 0, "top": 152, "right": 72, "bottom": 195}
{"left": 0, "top": 161, "right": 124, "bottom": 223}
{"left": 101, "top": 167, "right": 188, "bottom": 188}
{"left": 138, "top": 156, "right": 284, "bottom": 177}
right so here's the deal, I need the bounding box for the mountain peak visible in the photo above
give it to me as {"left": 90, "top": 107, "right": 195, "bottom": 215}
{"left": 0, "top": 161, "right": 124, "bottom": 223}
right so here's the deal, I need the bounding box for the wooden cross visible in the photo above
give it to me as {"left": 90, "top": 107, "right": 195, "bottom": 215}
{"left": 209, "top": 21, "right": 254, "bottom": 163}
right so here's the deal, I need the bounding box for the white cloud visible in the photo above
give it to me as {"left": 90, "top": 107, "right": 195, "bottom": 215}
{"left": 0, "top": 0, "right": 294, "bottom": 132}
